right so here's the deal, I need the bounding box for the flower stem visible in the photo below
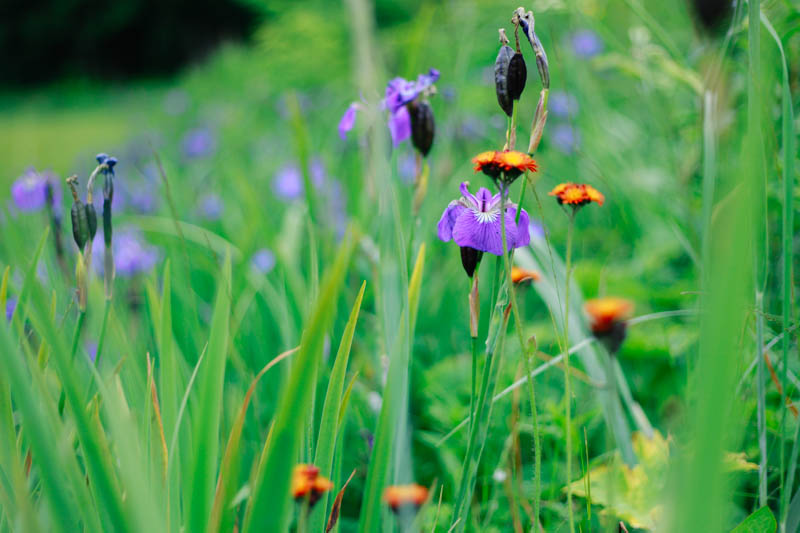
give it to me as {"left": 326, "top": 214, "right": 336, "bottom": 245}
{"left": 563, "top": 212, "right": 575, "bottom": 533}
{"left": 500, "top": 184, "right": 541, "bottom": 531}
{"left": 59, "top": 310, "right": 85, "bottom": 415}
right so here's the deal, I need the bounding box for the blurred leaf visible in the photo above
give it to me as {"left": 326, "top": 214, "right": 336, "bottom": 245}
{"left": 730, "top": 506, "right": 777, "bottom": 533}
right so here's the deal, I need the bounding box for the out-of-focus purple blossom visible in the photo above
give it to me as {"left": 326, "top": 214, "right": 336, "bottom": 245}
{"left": 85, "top": 341, "right": 98, "bottom": 363}
{"left": 92, "top": 228, "right": 159, "bottom": 277}
{"left": 457, "top": 116, "right": 484, "bottom": 141}
{"left": 163, "top": 89, "right": 190, "bottom": 115}
{"left": 529, "top": 220, "right": 545, "bottom": 240}
{"left": 5, "top": 298, "right": 15, "bottom": 322}
{"left": 11, "top": 168, "right": 60, "bottom": 211}
{"left": 250, "top": 249, "right": 276, "bottom": 275}
{"left": 272, "top": 160, "right": 326, "bottom": 201}
{"left": 387, "top": 106, "right": 411, "bottom": 147}
{"left": 182, "top": 127, "right": 217, "bottom": 159}
{"left": 551, "top": 124, "right": 580, "bottom": 154}
{"left": 571, "top": 29, "right": 603, "bottom": 58}
{"left": 437, "top": 182, "right": 530, "bottom": 255}
{"left": 199, "top": 193, "right": 223, "bottom": 220}
{"left": 398, "top": 153, "right": 417, "bottom": 185}
{"left": 382, "top": 68, "right": 439, "bottom": 146}
{"left": 338, "top": 103, "right": 359, "bottom": 140}
{"left": 128, "top": 187, "right": 158, "bottom": 213}
{"left": 549, "top": 91, "right": 578, "bottom": 118}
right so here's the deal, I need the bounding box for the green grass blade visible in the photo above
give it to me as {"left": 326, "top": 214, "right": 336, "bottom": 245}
{"left": 242, "top": 230, "right": 356, "bottom": 533}
{"left": 310, "top": 280, "right": 366, "bottom": 532}
{"left": 186, "top": 253, "right": 232, "bottom": 532}
{"left": 731, "top": 506, "right": 776, "bottom": 533}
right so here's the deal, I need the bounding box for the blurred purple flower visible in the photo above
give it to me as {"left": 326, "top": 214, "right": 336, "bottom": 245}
{"left": 182, "top": 127, "right": 217, "bottom": 159}
{"left": 199, "top": 193, "right": 223, "bottom": 220}
{"left": 272, "top": 160, "right": 326, "bottom": 201}
{"left": 551, "top": 124, "right": 580, "bottom": 154}
{"left": 529, "top": 220, "right": 545, "bottom": 240}
{"left": 437, "top": 182, "right": 530, "bottom": 255}
{"left": 11, "top": 168, "right": 60, "bottom": 211}
{"left": 398, "top": 153, "right": 417, "bottom": 184}
{"left": 5, "top": 298, "right": 15, "bottom": 322}
{"left": 250, "top": 248, "right": 276, "bottom": 274}
{"left": 338, "top": 103, "right": 359, "bottom": 140}
{"left": 549, "top": 91, "right": 578, "bottom": 118}
{"left": 339, "top": 68, "right": 439, "bottom": 147}
{"left": 85, "top": 341, "right": 98, "bottom": 363}
{"left": 571, "top": 30, "right": 603, "bottom": 58}
{"left": 92, "top": 228, "right": 158, "bottom": 277}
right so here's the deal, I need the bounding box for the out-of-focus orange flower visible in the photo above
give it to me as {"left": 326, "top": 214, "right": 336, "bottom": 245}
{"left": 511, "top": 266, "right": 541, "bottom": 284}
{"left": 291, "top": 464, "right": 333, "bottom": 507}
{"left": 549, "top": 183, "right": 604, "bottom": 207}
{"left": 383, "top": 484, "right": 429, "bottom": 513}
{"left": 472, "top": 150, "right": 537, "bottom": 180}
{"left": 584, "top": 298, "right": 633, "bottom": 334}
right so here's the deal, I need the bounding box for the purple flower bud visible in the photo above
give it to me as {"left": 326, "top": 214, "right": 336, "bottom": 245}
{"left": 250, "top": 249, "right": 276, "bottom": 274}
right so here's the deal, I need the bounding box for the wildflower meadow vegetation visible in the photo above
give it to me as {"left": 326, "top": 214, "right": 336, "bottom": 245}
{"left": 1, "top": 0, "right": 799, "bottom": 531}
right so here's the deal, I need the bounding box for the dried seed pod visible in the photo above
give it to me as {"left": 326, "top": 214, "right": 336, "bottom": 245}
{"left": 409, "top": 100, "right": 435, "bottom": 156}
{"left": 70, "top": 200, "right": 89, "bottom": 250}
{"left": 494, "top": 44, "right": 515, "bottom": 117}
{"left": 85, "top": 203, "right": 98, "bottom": 240}
{"left": 507, "top": 52, "right": 527, "bottom": 100}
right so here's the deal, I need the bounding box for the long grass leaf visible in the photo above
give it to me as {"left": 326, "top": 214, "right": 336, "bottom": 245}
{"left": 187, "top": 253, "right": 232, "bottom": 532}
{"left": 310, "top": 281, "right": 366, "bottom": 532}
{"left": 242, "top": 230, "right": 356, "bottom": 532}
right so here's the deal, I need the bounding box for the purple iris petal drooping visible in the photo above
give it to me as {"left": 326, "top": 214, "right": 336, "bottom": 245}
{"left": 571, "top": 29, "right": 603, "bottom": 58}
{"left": 338, "top": 103, "right": 359, "bottom": 140}
{"left": 251, "top": 248, "right": 276, "bottom": 274}
{"left": 437, "top": 182, "right": 530, "bottom": 256}
{"left": 380, "top": 68, "right": 439, "bottom": 148}
{"left": 388, "top": 105, "right": 411, "bottom": 146}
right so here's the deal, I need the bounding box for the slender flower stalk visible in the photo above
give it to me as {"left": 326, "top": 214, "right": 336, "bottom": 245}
{"left": 563, "top": 210, "right": 575, "bottom": 533}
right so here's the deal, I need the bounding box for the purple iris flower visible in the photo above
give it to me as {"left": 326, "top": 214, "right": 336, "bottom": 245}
{"left": 11, "top": 168, "right": 60, "bottom": 211}
{"left": 571, "top": 29, "right": 603, "bottom": 58}
{"left": 437, "top": 182, "right": 531, "bottom": 255}
{"left": 5, "top": 298, "right": 16, "bottom": 322}
{"left": 182, "top": 127, "right": 217, "bottom": 159}
{"left": 92, "top": 228, "right": 158, "bottom": 277}
{"left": 250, "top": 248, "right": 276, "bottom": 274}
{"left": 339, "top": 68, "right": 439, "bottom": 147}
{"left": 199, "top": 193, "right": 223, "bottom": 220}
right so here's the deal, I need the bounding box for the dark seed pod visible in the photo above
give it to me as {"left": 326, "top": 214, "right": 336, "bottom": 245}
{"left": 494, "top": 44, "right": 515, "bottom": 117}
{"left": 508, "top": 53, "right": 527, "bottom": 101}
{"left": 460, "top": 246, "right": 484, "bottom": 278}
{"left": 596, "top": 321, "right": 627, "bottom": 356}
{"left": 70, "top": 201, "right": 89, "bottom": 250}
{"left": 85, "top": 203, "right": 98, "bottom": 240}
{"left": 409, "top": 100, "right": 435, "bottom": 157}
{"left": 103, "top": 199, "right": 113, "bottom": 247}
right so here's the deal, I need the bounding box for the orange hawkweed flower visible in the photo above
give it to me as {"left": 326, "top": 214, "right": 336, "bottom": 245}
{"left": 511, "top": 266, "right": 541, "bottom": 284}
{"left": 472, "top": 150, "right": 537, "bottom": 182}
{"left": 383, "top": 484, "right": 429, "bottom": 513}
{"left": 291, "top": 464, "right": 333, "bottom": 507}
{"left": 549, "top": 183, "right": 604, "bottom": 208}
{"left": 584, "top": 297, "right": 634, "bottom": 354}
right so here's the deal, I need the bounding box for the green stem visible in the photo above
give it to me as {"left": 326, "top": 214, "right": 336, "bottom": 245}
{"left": 470, "top": 336, "right": 478, "bottom": 434}
{"left": 60, "top": 311, "right": 86, "bottom": 415}
{"left": 94, "top": 301, "right": 112, "bottom": 369}
{"left": 564, "top": 213, "right": 575, "bottom": 533}
{"left": 500, "top": 184, "right": 541, "bottom": 531}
